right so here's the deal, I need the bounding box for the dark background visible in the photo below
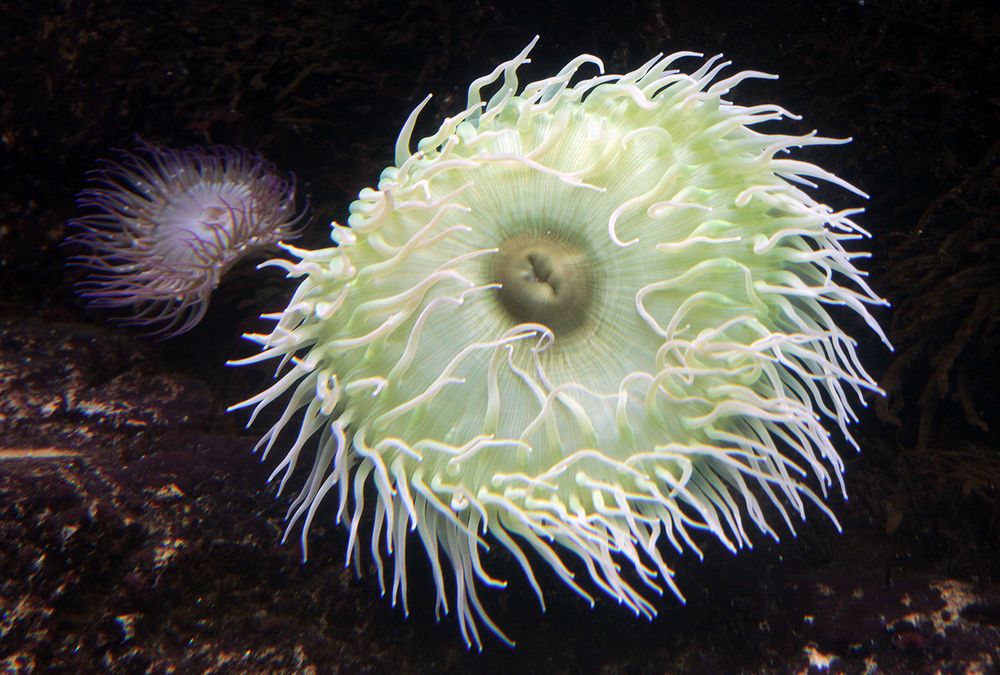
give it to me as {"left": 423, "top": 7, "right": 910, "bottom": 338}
{"left": 1, "top": 1, "right": 997, "bottom": 672}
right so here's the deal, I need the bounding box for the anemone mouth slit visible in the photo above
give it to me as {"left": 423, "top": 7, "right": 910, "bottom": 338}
{"left": 491, "top": 229, "right": 598, "bottom": 336}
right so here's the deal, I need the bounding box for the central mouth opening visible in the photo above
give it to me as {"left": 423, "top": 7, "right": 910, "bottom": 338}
{"left": 492, "top": 230, "right": 595, "bottom": 335}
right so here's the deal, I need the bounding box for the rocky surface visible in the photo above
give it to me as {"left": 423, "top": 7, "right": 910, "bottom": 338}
{"left": 1, "top": 317, "right": 998, "bottom": 673}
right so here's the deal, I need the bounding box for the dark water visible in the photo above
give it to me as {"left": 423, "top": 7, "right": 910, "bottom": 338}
{"left": 0, "top": 1, "right": 997, "bottom": 672}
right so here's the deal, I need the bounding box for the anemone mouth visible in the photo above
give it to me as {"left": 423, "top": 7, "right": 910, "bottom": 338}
{"left": 232, "top": 38, "right": 890, "bottom": 649}
{"left": 491, "top": 229, "right": 598, "bottom": 337}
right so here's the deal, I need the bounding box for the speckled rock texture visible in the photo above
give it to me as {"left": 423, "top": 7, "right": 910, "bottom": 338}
{"left": 1, "top": 0, "right": 997, "bottom": 672}
{"left": 0, "top": 320, "right": 398, "bottom": 672}
{"left": 3, "top": 317, "right": 999, "bottom": 674}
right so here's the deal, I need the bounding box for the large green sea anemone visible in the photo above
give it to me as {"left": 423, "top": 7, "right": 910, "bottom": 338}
{"left": 231, "top": 38, "right": 889, "bottom": 648}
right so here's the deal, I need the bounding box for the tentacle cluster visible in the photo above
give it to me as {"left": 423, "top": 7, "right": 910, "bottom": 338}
{"left": 231, "top": 38, "right": 889, "bottom": 648}
{"left": 67, "top": 139, "right": 307, "bottom": 337}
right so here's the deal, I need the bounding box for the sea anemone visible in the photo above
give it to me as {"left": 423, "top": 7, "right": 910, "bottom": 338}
{"left": 231, "top": 38, "right": 890, "bottom": 648}
{"left": 66, "top": 139, "right": 306, "bottom": 337}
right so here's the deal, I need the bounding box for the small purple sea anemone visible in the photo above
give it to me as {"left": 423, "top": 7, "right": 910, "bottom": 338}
{"left": 66, "top": 139, "right": 307, "bottom": 337}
